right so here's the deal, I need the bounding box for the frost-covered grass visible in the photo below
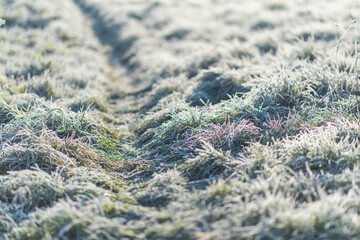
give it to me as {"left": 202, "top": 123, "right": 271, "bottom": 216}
{"left": 2, "top": 0, "right": 360, "bottom": 239}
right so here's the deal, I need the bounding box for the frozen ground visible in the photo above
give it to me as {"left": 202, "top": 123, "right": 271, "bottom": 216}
{"left": 1, "top": 0, "right": 360, "bottom": 239}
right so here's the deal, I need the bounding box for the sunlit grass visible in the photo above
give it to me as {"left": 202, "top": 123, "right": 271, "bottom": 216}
{"left": 2, "top": 0, "right": 360, "bottom": 239}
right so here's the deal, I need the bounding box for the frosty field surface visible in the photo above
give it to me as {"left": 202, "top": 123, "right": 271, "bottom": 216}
{"left": 2, "top": 0, "right": 360, "bottom": 239}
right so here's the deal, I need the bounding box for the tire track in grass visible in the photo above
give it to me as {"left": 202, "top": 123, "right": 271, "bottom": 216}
{"left": 0, "top": 0, "right": 150, "bottom": 238}
{"left": 72, "top": 0, "right": 155, "bottom": 121}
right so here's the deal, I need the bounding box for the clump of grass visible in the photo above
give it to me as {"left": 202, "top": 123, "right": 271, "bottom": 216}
{"left": 141, "top": 103, "right": 214, "bottom": 152}
{"left": 0, "top": 97, "right": 18, "bottom": 124}
{"left": 136, "top": 170, "right": 184, "bottom": 207}
{"left": 0, "top": 97, "right": 126, "bottom": 174}
{"left": 243, "top": 120, "right": 360, "bottom": 174}
{"left": 5, "top": 102, "right": 106, "bottom": 140}
{"left": 0, "top": 167, "right": 110, "bottom": 216}
{"left": 10, "top": 189, "right": 150, "bottom": 240}
{"left": 0, "top": 129, "right": 76, "bottom": 174}
{"left": 0, "top": 166, "right": 139, "bottom": 238}
{"left": 186, "top": 117, "right": 261, "bottom": 152}
{"left": 144, "top": 220, "right": 195, "bottom": 240}
{"left": 68, "top": 96, "right": 109, "bottom": 113}
{"left": 262, "top": 111, "right": 307, "bottom": 141}
{"left": 131, "top": 97, "right": 188, "bottom": 135}
{"left": 179, "top": 141, "right": 235, "bottom": 181}
{"left": 19, "top": 74, "right": 60, "bottom": 100}
{"left": 213, "top": 95, "right": 268, "bottom": 125}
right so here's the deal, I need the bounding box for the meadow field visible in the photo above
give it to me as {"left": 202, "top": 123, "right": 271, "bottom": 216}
{"left": 1, "top": 0, "right": 360, "bottom": 239}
